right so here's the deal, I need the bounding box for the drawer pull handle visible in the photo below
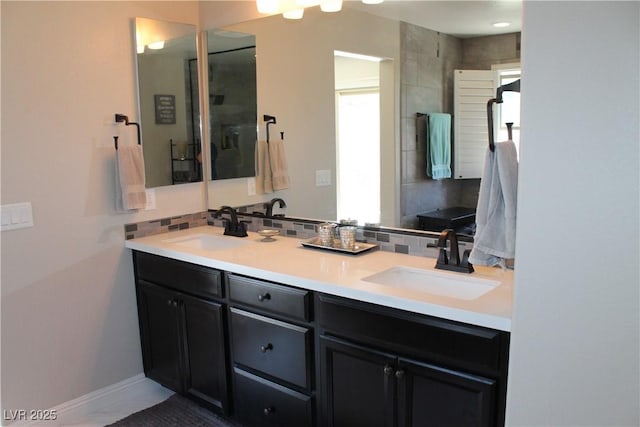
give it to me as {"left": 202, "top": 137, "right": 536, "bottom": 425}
{"left": 258, "top": 292, "right": 271, "bottom": 302}
{"left": 395, "top": 369, "right": 405, "bottom": 380}
{"left": 263, "top": 406, "right": 274, "bottom": 416}
{"left": 383, "top": 364, "right": 394, "bottom": 376}
{"left": 260, "top": 343, "right": 273, "bottom": 353}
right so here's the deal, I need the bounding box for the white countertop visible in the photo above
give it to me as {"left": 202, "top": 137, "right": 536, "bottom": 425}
{"left": 125, "top": 226, "right": 513, "bottom": 331}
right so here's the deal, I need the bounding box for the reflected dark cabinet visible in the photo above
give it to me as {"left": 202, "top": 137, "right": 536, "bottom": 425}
{"left": 133, "top": 252, "right": 229, "bottom": 413}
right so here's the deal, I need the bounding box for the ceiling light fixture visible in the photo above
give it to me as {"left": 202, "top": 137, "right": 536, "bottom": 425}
{"left": 147, "top": 40, "right": 165, "bottom": 50}
{"left": 492, "top": 22, "right": 511, "bottom": 28}
{"left": 257, "top": 0, "right": 381, "bottom": 19}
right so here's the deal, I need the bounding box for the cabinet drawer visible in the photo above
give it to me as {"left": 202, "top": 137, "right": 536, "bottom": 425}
{"left": 228, "top": 273, "right": 310, "bottom": 321}
{"left": 316, "top": 293, "right": 509, "bottom": 375}
{"left": 233, "top": 367, "right": 313, "bottom": 427}
{"left": 134, "top": 251, "right": 222, "bottom": 300}
{"left": 230, "top": 308, "right": 312, "bottom": 389}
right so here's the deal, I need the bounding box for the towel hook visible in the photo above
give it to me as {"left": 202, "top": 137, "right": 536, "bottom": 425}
{"left": 114, "top": 113, "right": 141, "bottom": 148}
{"left": 263, "top": 114, "right": 276, "bottom": 144}
{"left": 487, "top": 79, "right": 521, "bottom": 152}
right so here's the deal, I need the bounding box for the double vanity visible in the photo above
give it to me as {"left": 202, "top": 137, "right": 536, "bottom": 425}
{"left": 126, "top": 225, "right": 513, "bottom": 426}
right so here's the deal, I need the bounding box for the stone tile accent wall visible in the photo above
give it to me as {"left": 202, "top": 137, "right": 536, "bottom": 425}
{"left": 124, "top": 211, "right": 208, "bottom": 240}
{"left": 400, "top": 22, "right": 521, "bottom": 229}
{"left": 124, "top": 211, "right": 472, "bottom": 260}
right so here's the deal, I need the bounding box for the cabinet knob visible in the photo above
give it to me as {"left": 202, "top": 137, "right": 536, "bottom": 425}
{"left": 383, "top": 365, "right": 394, "bottom": 376}
{"left": 260, "top": 343, "right": 273, "bottom": 353}
{"left": 263, "top": 406, "right": 274, "bottom": 416}
{"left": 258, "top": 292, "right": 271, "bottom": 302}
{"left": 395, "top": 369, "right": 405, "bottom": 380}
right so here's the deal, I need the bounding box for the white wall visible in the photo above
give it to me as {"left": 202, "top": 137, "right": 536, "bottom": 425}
{"left": 0, "top": 0, "right": 204, "bottom": 413}
{"left": 507, "top": 1, "right": 639, "bottom": 425}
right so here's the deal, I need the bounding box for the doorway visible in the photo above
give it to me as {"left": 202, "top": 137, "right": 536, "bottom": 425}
{"left": 334, "top": 51, "right": 382, "bottom": 225}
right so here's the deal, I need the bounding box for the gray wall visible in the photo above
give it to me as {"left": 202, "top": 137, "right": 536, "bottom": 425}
{"left": 400, "top": 24, "right": 520, "bottom": 228}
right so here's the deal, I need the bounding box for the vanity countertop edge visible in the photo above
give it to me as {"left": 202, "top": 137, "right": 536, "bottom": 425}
{"left": 125, "top": 226, "right": 513, "bottom": 331}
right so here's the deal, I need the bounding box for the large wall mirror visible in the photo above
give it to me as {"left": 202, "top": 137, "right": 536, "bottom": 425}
{"left": 206, "top": 31, "right": 257, "bottom": 181}
{"left": 135, "top": 17, "right": 201, "bottom": 188}
{"left": 203, "top": 3, "right": 521, "bottom": 230}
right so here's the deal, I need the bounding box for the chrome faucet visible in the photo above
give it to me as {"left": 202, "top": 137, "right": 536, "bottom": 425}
{"left": 265, "top": 198, "right": 287, "bottom": 217}
{"left": 214, "top": 206, "right": 248, "bottom": 237}
{"left": 435, "top": 229, "right": 474, "bottom": 273}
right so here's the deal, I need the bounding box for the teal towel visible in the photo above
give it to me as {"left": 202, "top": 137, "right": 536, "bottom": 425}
{"left": 428, "top": 113, "right": 452, "bottom": 179}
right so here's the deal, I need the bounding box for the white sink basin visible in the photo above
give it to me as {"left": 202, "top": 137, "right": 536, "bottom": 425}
{"left": 163, "top": 233, "right": 251, "bottom": 251}
{"left": 362, "top": 266, "right": 500, "bottom": 300}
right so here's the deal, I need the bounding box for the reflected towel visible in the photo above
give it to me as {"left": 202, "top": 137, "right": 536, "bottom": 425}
{"left": 469, "top": 140, "right": 518, "bottom": 268}
{"left": 116, "top": 144, "right": 146, "bottom": 211}
{"left": 428, "top": 113, "right": 452, "bottom": 179}
{"left": 255, "top": 140, "right": 273, "bottom": 194}
{"left": 269, "top": 139, "right": 290, "bottom": 191}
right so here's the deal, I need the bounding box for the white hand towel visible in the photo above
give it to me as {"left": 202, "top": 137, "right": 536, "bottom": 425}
{"left": 269, "top": 139, "right": 290, "bottom": 191}
{"left": 255, "top": 140, "right": 273, "bottom": 194}
{"left": 116, "top": 144, "right": 147, "bottom": 211}
{"left": 469, "top": 140, "right": 518, "bottom": 268}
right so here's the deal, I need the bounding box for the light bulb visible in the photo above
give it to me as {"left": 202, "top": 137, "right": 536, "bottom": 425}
{"left": 283, "top": 8, "right": 305, "bottom": 19}
{"left": 320, "top": 0, "right": 342, "bottom": 12}
{"left": 147, "top": 40, "right": 165, "bottom": 50}
{"left": 257, "top": 0, "right": 280, "bottom": 14}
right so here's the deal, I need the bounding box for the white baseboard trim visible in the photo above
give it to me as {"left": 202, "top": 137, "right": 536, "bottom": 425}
{"left": 49, "top": 373, "right": 148, "bottom": 422}
{"left": 8, "top": 373, "right": 173, "bottom": 427}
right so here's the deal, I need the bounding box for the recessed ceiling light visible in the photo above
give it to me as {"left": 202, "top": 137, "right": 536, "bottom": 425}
{"left": 493, "top": 22, "right": 511, "bottom": 28}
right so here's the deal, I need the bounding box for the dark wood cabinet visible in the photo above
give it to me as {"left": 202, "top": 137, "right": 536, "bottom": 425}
{"left": 133, "top": 252, "right": 229, "bottom": 414}
{"left": 136, "top": 281, "right": 184, "bottom": 392}
{"left": 132, "top": 251, "right": 509, "bottom": 426}
{"left": 233, "top": 367, "right": 314, "bottom": 427}
{"left": 227, "top": 273, "right": 316, "bottom": 427}
{"left": 320, "top": 335, "right": 395, "bottom": 427}
{"left": 316, "top": 294, "right": 509, "bottom": 427}
{"left": 395, "top": 357, "right": 496, "bottom": 427}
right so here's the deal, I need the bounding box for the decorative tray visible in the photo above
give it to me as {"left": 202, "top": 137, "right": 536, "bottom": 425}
{"left": 300, "top": 237, "right": 378, "bottom": 255}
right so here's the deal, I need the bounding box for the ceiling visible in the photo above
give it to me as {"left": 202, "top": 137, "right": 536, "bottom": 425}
{"left": 344, "top": 0, "right": 522, "bottom": 38}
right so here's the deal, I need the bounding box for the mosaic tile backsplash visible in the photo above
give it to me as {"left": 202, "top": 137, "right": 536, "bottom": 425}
{"left": 125, "top": 210, "right": 472, "bottom": 259}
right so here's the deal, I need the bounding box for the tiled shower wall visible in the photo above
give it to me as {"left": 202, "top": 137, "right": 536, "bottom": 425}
{"left": 400, "top": 22, "right": 520, "bottom": 229}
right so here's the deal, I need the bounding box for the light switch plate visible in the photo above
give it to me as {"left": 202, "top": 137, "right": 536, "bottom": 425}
{"left": 1, "top": 202, "right": 34, "bottom": 231}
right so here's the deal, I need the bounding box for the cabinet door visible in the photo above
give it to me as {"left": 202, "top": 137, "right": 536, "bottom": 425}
{"left": 136, "top": 281, "right": 184, "bottom": 392}
{"left": 319, "top": 335, "right": 396, "bottom": 427}
{"left": 396, "top": 357, "right": 496, "bottom": 427}
{"left": 182, "top": 294, "right": 229, "bottom": 413}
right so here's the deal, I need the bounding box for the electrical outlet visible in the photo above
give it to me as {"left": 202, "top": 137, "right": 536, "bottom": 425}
{"left": 145, "top": 189, "right": 157, "bottom": 210}
{"left": 248, "top": 177, "right": 256, "bottom": 196}
{"left": 316, "top": 169, "right": 331, "bottom": 187}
